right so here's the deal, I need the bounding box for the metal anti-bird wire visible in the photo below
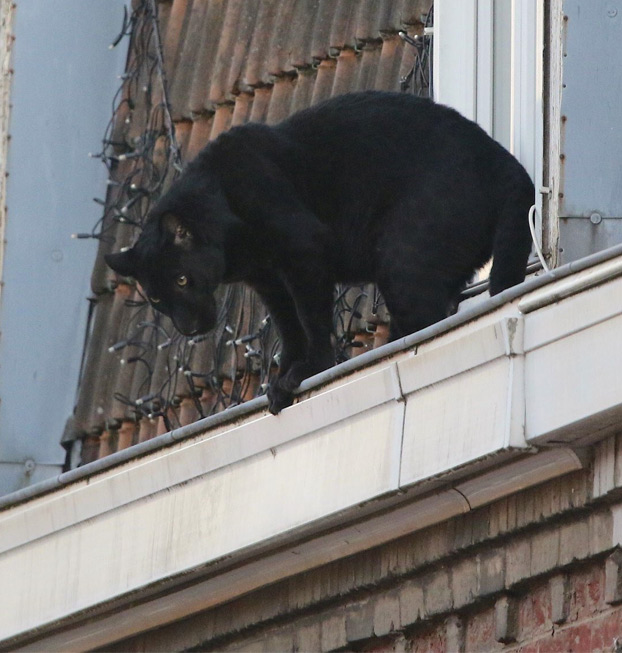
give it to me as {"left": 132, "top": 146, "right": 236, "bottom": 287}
{"left": 77, "top": 0, "right": 432, "bottom": 437}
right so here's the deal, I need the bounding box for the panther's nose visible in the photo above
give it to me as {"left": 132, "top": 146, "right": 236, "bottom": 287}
{"left": 174, "top": 319, "right": 204, "bottom": 337}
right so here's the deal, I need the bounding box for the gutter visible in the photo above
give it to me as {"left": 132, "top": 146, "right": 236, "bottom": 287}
{"left": 2, "top": 241, "right": 622, "bottom": 512}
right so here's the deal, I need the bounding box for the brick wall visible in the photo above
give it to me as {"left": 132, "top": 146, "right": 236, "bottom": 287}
{"left": 103, "top": 436, "right": 622, "bottom": 652}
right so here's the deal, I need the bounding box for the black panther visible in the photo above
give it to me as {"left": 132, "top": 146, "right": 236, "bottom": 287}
{"left": 106, "top": 91, "right": 534, "bottom": 414}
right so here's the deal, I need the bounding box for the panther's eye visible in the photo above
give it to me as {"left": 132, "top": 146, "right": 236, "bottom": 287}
{"left": 176, "top": 274, "right": 188, "bottom": 287}
{"left": 150, "top": 296, "right": 161, "bottom": 304}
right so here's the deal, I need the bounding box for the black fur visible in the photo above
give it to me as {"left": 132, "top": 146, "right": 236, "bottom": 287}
{"left": 106, "top": 91, "right": 533, "bottom": 414}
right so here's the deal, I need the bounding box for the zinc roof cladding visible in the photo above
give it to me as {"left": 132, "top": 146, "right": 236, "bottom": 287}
{"left": 73, "top": 0, "right": 430, "bottom": 462}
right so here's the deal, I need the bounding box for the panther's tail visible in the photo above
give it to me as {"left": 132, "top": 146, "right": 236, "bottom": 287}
{"left": 489, "top": 172, "right": 534, "bottom": 296}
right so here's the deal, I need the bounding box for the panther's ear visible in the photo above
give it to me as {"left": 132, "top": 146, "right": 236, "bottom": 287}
{"left": 161, "top": 213, "right": 193, "bottom": 249}
{"left": 105, "top": 249, "right": 139, "bottom": 278}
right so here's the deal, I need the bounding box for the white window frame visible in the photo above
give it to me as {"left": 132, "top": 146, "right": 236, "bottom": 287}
{"left": 433, "top": 0, "right": 544, "bottom": 250}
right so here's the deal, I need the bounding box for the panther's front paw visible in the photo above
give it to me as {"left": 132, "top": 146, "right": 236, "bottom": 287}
{"left": 266, "top": 381, "right": 294, "bottom": 415}
{"left": 266, "top": 363, "right": 310, "bottom": 414}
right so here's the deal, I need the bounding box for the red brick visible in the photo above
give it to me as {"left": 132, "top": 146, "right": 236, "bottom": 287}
{"left": 605, "top": 548, "right": 622, "bottom": 605}
{"left": 363, "top": 641, "right": 392, "bottom": 653}
{"left": 495, "top": 595, "right": 519, "bottom": 644}
{"left": 569, "top": 564, "right": 606, "bottom": 621}
{"left": 588, "top": 570, "right": 603, "bottom": 606}
{"left": 518, "top": 584, "right": 551, "bottom": 638}
{"left": 516, "top": 643, "right": 538, "bottom": 653}
{"left": 531, "top": 622, "right": 595, "bottom": 653}
{"left": 445, "top": 615, "right": 465, "bottom": 653}
{"left": 590, "top": 623, "right": 606, "bottom": 652}
{"left": 408, "top": 625, "right": 446, "bottom": 653}
{"left": 465, "top": 608, "right": 499, "bottom": 653}
{"left": 549, "top": 574, "right": 570, "bottom": 625}
{"left": 536, "top": 632, "right": 567, "bottom": 653}
{"left": 597, "top": 609, "right": 622, "bottom": 647}
{"left": 568, "top": 623, "right": 592, "bottom": 653}
{"left": 364, "top": 637, "right": 407, "bottom": 653}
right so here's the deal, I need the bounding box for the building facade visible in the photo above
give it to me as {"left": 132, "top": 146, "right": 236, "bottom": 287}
{"left": 1, "top": 1, "right": 622, "bottom": 651}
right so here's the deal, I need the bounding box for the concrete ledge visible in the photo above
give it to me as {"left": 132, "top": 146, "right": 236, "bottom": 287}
{"left": 2, "top": 251, "right": 622, "bottom": 650}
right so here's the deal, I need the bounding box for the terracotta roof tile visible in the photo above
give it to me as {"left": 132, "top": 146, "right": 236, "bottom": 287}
{"left": 356, "top": 41, "right": 382, "bottom": 91}
{"left": 248, "top": 86, "right": 272, "bottom": 123}
{"left": 78, "top": 286, "right": 136, "bottom": 434}
{"left": 155, "top": 0, "right": 172, "bottom": 34}
{"left": 187, "top": 0, "right": 228, "bottom": 113}
{"left": 174, "top": 119, "right": 194, "bottom": 160}
{"left": 310, "top": 57, "right": 336, "bottom": 105}
{"left": 209, "top": 103, "right": 233, "bottom": 140}
{"left": 331, "top": 48, "right": 358, "bottom": 97}
{"left": 117, "top": 420, "right": 138, "bottom": 450}
{"left": 100, "top": 285, "right": 143, "bottom": 422}
{"left": 179, "top": 396, "right": 200, "bottom": 426}
{"left": 186, "top": 113, "right": 214, "bottom": 160}
{"left": 374, "top": 33, "right": 405, "bottom": 91}
{"left": 396, "top": 0, "right": 430, "bottom": 27}
{"left": 98, "top": 429, "right": 114, "bottom": 459}
{"left": 73, "top": 0, "right": 432, "bottom": 461}
{"left": 310, "top": 0, "right": 339, "bottom": 61}
{"left": 155, "top": 414, "right": 170, "bottom": 436}
{"left": 224, "top": 1, "right": 260, "bottom": 98}
{"left": 169, "top": 0, "right": 209, "bottom": 118}
{"left": 206, "top": 0, "right": 248, "bottom": 105}
{"left": 109, "top": 88, "right": 132, "bottom": 156}
{"left": 328, "top": 0, "right": 358, "bottom": 51}
{"left": 74, "top": 292, "right": 115, "bottom": 433}
{"left": 374, "top": 322, "right": 390, "bottom": 348}
{"left": 266, "top": 0, "right": 299, "bottom": 76}
{"left": 242, "top": 0, "right": 281, "bottom": 89}
{"left": 231, "top": 92, "right": 253, "bottom": 126}
{"left": 175, "top": 285, "right": 229, "bottom": 388}
{"left": 146, "top": 316, "right": 177, "bottom": 399}
{"left": 90, "top": 164, "right": 136, "bottom": 296}
{"left": 161, "top": 0, "right": 191, "bottom": 81}
{"left": 287, "top": 0, "right": 321, "bottom": 70}
{"left": 290, "top": 68, "right": 316, "bottom": 113}
{"left": 138, "top": 417, "right": 157, "bottom": 443}
{"left": 265, "top": 75, "right": 295, "bottom": 125}
{"left": 80, "top": 435, "right": 101, "bottom": 466}
{"left": 241, "top": 373, "right": 260, "bottom": 402}
{"left": 107, "top": 292, "right": 148, "bottom": 422}
{"left": 398, "top": 24, "right": 421, "bottom": 81}
{"left": 354, "top": 0, "right": 393, "bottom": 43}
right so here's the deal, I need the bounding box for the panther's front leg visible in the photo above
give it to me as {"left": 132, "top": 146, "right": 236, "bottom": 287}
{"left": 249, "top": 271, "right": 335, "bottom": 414}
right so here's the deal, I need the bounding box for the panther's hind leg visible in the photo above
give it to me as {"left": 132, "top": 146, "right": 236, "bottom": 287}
{"left": 377, "top": 267, "right": 458, "bottom": 341}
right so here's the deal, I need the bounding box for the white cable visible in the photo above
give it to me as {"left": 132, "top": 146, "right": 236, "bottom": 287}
{"left": 528, "top": 204, "right": 550, "bottom": 273}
